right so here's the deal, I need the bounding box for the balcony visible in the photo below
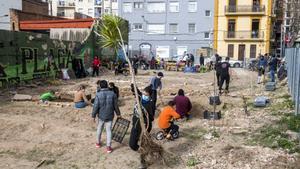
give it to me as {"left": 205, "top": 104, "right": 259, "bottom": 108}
{"left": 57, "top": 12, "right": 65, "bottom": 17}
{"left": 224, "top": 31, "right": 264, "bottom": 41}
{"left": 225, "top": 5, "right": 265, "bottom": 15}
{"left": 57, "top": 2, "right": 75, "bottom": 8}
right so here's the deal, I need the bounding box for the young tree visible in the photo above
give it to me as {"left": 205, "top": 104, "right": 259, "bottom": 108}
{"left": 95, "top": 15, "right": 164, "bottom": 165}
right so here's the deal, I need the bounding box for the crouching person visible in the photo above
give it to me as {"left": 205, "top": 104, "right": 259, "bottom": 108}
{"left": 158, "top": 101, "right": 181, "bottom": 140}
{"left": 74, "top": 85, "right": 91, "bottom": 108}
{"left": 129, "top": 84, "right": 154, "bottom": 169}
{"left": 91, "top": 80, "right": 121, "bottom": 153}
{"left": 40, "top": 90, "right": 60, "bottom": 103}
{"left": 173, "top": 89, "right": 192, "bottom": 119}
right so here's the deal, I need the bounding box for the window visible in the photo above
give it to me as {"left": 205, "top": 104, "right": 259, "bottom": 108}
{"left": 57, "top": 11, "right": 65, "bottom": 16}
{"left": 188, "top": 23, "right": 196, "bottom": 33}
{"left": 188, "top": 1, "right": 197, "bottom": 12}
{"left": 286, "top": 19, "right": 290, "bottom": 25}
{"left": 250, "top": 45, "right": 257, "bottom": 58}
{"left": 134, "top": 2, "right": 143, "bottom": 9}
{"left": 95, "top": 0, "right": 101, "bottom": 5}
{"left": 59, "top": 0, "right": 65, "bottom": 6}
{"left": 286, "top": 27, "right": 290, "bottom": 32}
{"left": 147, "top": 2, "right": 165, "bottom": 13}
{"left": 123, "top": 3, "right": 132, "bottom": 13}
{"left": 177, "top": 46, "right": 187, "bottom": 56}
{"left": 156, "top": 46, "right": 170, "bottom": 58}
{"left": 169, "top": 2, "right": 179, "bottom": 12}
{"left": 169, "top": 23, "right": 178, "bottom": 33}
{"left": 78, "top": 8, "right": 83, "bottom": 13}
{"left": 78, "top": 0, "right": 83, "bottom": 2}
{"left": 228, "top": 19, "right": 236, "bottom": 38}
{"left": 228, "top": 44, "right": 234, "bottom": 58}
{"left": 132, "top": 23, "right": 143, "bottom": 31}
{"left": 204, "top": 32, "right": 210, "bottom": 39}
{"left": 95, "top": 8, "right": 101, "bottom": 17}
{"left": 88, "top": 8, "right": 93, "bottom": 16}
{"left": 205, "top": 10, "right": 211, "bottom": 16}
{"left": 147, "top": 24, "right": 165, "bottom": 34}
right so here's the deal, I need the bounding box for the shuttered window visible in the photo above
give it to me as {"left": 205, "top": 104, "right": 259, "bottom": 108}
{"left": 250, "top": 45, "right": 257, "bottom": 58}
{"left": 228, "top": 44, "right": 234, "bottom": 58}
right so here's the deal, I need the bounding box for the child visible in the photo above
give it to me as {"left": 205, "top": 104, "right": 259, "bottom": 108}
{"left": 158, "top": 101, "right": 181, "bottom": 139}
{"left": 129, "top": 84, "right": 154, "bottom": 151}
{"left": 109, "top": 82, "right": 119, "bottom": 99}
{"left": 40, "top": 90, "right": 59, "bottom": 103}
{"left": 129, "top": 84, "right": 154, "bottom": 169}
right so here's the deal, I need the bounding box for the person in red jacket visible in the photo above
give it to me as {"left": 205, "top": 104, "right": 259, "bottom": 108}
{"left": 173, "top": 89, "right": 192, "bottom": 119}
{"left": 92, "top": 56, "right": 101, "bottom": 77}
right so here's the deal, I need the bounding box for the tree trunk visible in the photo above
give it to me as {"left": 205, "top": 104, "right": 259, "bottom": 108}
{"left": 116, "top": 27, "right": 147, "bottom": 134}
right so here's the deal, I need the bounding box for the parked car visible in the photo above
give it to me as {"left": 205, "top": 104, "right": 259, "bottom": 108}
{"left": 228, "top": 59, "right": 244, "bottom": 68}
{"left": 204, "top": 56, "right": 243, "bottom": 68}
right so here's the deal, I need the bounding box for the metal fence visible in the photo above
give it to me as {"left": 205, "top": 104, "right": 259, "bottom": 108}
{"left": 285, "top": 48, "right": 300, "bottom": 115}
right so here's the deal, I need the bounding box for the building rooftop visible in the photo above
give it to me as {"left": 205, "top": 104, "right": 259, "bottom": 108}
{"left": 19, "top": 18, "right": 95, "bottom": 30}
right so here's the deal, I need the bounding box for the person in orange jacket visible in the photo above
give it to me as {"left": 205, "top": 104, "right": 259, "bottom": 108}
{"left": 158, "top": 101, "right": 181, "bottom": 139}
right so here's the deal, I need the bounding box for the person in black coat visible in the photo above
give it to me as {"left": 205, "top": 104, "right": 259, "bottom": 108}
{"left": 129, "top": 84, "right": 154, "bottom": 151}
{"left": 199, "top": 53, "right": 205, "bottom": 66}
{"left": 109, "top": 82, "right": 119, "bottom": 99}
{"left": 215, "top": 54, "right": 222, "bottom": 87}
{"left": 129, "top": 84, "right": 154, "bottom": 169}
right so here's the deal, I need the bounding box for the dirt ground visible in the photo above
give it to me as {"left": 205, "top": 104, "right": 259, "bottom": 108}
{"left": 0, "top": 69, "right": 299, "bottom": 169}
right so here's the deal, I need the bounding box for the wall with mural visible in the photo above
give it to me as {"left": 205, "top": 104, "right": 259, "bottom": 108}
{"left": 0, "top": 30, "right": 98, "bottom": 87}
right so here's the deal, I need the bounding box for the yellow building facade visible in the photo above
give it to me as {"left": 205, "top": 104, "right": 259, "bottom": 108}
{"left": 214, "top": 0, "right": 273, "bottom": 60}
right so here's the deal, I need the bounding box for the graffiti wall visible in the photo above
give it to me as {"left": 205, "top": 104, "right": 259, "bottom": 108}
{"left": 0, "top": 30, "right": 97, "bottom": 87}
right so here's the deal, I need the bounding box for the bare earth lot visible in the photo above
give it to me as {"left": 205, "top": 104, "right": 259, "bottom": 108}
{"left": 0, "top": 69, "right": 299, "bottom": 169}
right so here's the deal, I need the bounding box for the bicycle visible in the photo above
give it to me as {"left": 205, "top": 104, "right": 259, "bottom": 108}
{"left": 155, "top": 121, "right": 179, "bottom": 140}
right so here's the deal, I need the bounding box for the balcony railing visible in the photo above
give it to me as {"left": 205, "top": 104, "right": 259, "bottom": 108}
{"left": 57, "top": 12, "right": 65, "bottom": 17}
{"left": 224, "top": 30, "right": 264, "bottom": 40}
{"left": 225, "top": 5, "right": 265, "bottom": 14}
{"left": 58, "top": 2, "right": 75, "bottom": 7}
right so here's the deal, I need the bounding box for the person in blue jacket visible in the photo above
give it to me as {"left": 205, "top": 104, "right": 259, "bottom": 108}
{"left": 257, "top": 55, "right": 268, "bottom": 84}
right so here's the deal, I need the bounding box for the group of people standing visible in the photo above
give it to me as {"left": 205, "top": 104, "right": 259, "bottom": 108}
{"left": 257, "top": 54, "right": 281, "bottom": 84}
{"left": 182, "top": 52, "right": 195, "bottom": 67}
{"left": 87, "top": 71, "right": 192, "bottom": 168}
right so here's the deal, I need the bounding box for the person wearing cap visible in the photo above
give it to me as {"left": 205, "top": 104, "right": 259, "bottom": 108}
{"left": 150, "top": 72, "right": 164, "bottom": 114}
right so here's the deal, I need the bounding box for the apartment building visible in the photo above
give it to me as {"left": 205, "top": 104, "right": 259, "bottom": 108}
{"left": 271, "top": 0, "right": 284, "bottom": 56}
{"left": 48, "top": 0, "right": 106, "bottom": 18}
{"left": 214, "top": 0, "right": 273, "bottom": 61}
{"left": 49, "top": 0, "right": 76, "bottom": 18}
{"left": 75, "top": 0, "right": 102, "bottom": 18}
{"left": 283, "top": 0, "right": 300, "bottom": 46}
{"left": 103, "top": 0, "right": 118, "bottom": 15}
{"left": 119, "top": 0, "right": 214, "bottom": 59}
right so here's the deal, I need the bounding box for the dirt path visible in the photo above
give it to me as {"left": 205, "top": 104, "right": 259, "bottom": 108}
{"left": 0, "top": 69, "right": 298, "bottom": 169}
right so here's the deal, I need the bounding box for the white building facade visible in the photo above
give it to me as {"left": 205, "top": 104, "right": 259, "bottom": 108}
{"left": 48, "top": 0, "right": 118, "bottom": 18}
